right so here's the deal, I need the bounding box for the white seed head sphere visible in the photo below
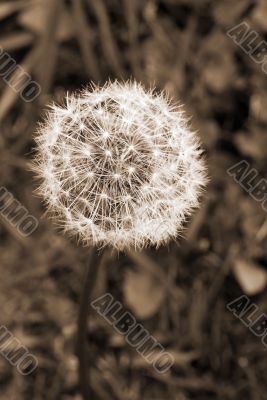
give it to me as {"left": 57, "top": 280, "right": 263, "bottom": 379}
{"left": 33, "top": 82, "right": 207, "bottom": 250}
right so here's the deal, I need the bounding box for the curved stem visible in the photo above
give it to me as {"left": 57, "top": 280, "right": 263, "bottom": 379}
{"left": 77, "top": 247, "right": 102, "bottom": 399}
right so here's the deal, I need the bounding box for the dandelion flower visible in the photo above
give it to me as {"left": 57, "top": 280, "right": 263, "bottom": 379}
{"left": 33, "top": 81, "right": 207, "bottom": 250}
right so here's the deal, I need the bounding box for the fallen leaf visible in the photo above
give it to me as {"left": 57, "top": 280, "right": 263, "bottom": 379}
{"left": 250, "top": 92, "right": 267, "bottom": 124}
{"left": 234, "top": 129, "right": 267, "bottom": 161}
{"left": 233, "top": 258, "right": 267, "bottom": 295}
{"left": 123, "top": 267, "right": 166, "bottom": 319}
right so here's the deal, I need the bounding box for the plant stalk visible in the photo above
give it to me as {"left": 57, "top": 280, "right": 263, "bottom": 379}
{"left": 77, "top": 247, "right": 102, "bottom": 399}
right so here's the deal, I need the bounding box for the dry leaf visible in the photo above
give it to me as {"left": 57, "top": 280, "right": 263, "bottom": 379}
{"left": 234, "top": 129, "right": 267, "bottom": 161}
{"left": 233, "top": 258, "right": 267, "bottom": 295}
{"left": 123, "top": 268, "right": 166, "bottom": 319}
{"left": 250, "top": 92, "right": 267, "bottom": 124}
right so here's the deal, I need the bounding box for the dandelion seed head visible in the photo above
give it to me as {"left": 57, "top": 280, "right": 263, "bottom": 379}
{"left": 33, "top": 81, "right": 207, "bottom": 250}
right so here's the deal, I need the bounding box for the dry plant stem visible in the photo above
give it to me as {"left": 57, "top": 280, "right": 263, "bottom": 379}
{"left": 36, "top": 0, "right": 62, "bottom": 94}
{"left": 0, "top": 45, "right": 40, "bottom": 120}
{"left": 89, "top": 0, "right": 125, "bottom": 77}
{"left": 123, "top": 0, "right": 141, "bottom": 78}
{"left": 77, "top": 248, "right": 102, "bottom": 400}
{"left": 71, "top": 0, "right": 101, "bottom": 81}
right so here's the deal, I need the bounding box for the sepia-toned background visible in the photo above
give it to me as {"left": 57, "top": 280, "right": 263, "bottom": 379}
{"left": 1, "top": 0, "right": 267, "bottom": 399}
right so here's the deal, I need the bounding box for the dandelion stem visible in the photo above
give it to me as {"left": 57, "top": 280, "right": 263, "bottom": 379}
{"left": 77, "top": 248, "right": 102, "bottom": 399}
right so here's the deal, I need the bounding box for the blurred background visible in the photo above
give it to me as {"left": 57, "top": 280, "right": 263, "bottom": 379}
{"left": 1, "top": 0, "right": 267, "bottom": 399}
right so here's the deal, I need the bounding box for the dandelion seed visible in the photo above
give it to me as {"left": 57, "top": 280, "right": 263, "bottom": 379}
{"left": 83, "top": 146, "right": 91, "bottom": 157}
{"left": 113, "top": 173, "right": 121, "bottom": 180}
{"left": 102, "top": 130, "right": 110, "bottom": 139}
{"left": 128, "top": 166, "right": 135, "bottom": 174}
{"left": 54, "top": 124, "right": 61, "bottom": 134}
{"left": 32, "top": 81, "right": 207, "bottom": 250}
{"left": 105, "top": 150, "right": 112, "bottom": 157}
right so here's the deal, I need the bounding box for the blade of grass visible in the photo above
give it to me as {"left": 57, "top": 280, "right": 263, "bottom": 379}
{"left": 0, "top": 32, "right": 33, "bottom": 52}
{"left": 123, "top": 0, "right": 141, "bottom": 78}
{"left": 35, "top": 0, "right": 62, "bottom": 95}
{"left": 0, "top": 45, "right": 40, "bottom": 121}
{"left": 71, "top": 0, "right": 101, "bottom": 81}
{"left": 0, "top": 0, "right": 31, "bottom": 20}
{"left": 89, "top": 0, "right": 125, "bottom": 77}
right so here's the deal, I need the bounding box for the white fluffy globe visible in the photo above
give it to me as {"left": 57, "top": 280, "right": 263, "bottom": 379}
{"left": 33, "top": 81, "right": 207, "bottom": 250}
